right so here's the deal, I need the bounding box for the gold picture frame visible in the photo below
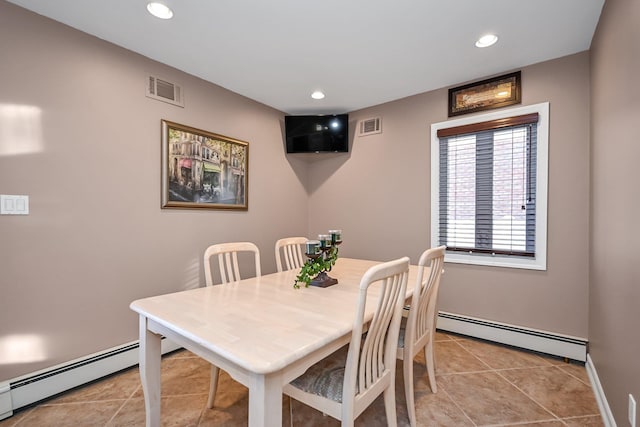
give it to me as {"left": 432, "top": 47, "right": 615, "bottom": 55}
{"left": 161, "top": 120, "right": 248, "bottom": 210}
{"left": 448, "top": 71, "right": 521, "bottom": 117}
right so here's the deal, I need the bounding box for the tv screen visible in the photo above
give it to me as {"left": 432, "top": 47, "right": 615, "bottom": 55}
{"left": 285, "top": 114, "right": 349, "bottom": 153}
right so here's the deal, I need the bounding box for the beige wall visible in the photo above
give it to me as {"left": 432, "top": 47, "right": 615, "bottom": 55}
{"left": 309, "top": 52, "right": 591, "bottom": 338}
{"left": 589, "top": 0, "right": 640, "bottom": 424}
{"left": 0, "top": 2, "right": 309, "bottom": 381}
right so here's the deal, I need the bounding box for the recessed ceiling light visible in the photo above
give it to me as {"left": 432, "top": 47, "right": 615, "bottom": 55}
{"left": 475, "top": 34, "right": 498, "bottom": 48}
{"left": 311, "top": 91, "right": 325, "bottom": 100}
{"left": 147, "top": 2, "right": 174, "bottom": 20}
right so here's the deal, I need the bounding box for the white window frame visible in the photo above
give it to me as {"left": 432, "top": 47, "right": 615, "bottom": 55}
{"left": 430, "top": 102, "right": 549, "bottom": 270}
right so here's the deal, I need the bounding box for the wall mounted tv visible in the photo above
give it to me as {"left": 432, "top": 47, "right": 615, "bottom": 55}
{"left": 285, "top": 114, "right": 349, "bottom": 153}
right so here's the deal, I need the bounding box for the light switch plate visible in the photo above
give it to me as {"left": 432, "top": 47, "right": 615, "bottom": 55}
{"left": 630, "top": 394, "right": 637, "bottom": 427}
{"left": 0, "top": 195, "right": 29, "bottom": 215}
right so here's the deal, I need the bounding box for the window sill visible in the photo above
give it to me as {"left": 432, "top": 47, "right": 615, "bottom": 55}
{"left": 444, "top": 252, "right": 547, "bottom": 271}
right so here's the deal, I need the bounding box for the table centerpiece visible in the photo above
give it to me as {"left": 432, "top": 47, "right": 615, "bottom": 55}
{"left": 294, "top": 230, "right": 342, "bottom": 288}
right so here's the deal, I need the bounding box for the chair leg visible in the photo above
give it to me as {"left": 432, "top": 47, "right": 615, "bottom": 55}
{"left": 383, "top": 386, "right": 398, "bottom": 427}
{"left": 403, "top": 358, "right": 416, "bottom": 427}
{"left": 425, "top": 341, "right": 437, "bottom": 393}
{"left": 206, "top": 364, "right": 220, "bottom": 409}
{"left": 340, "top": 419, "right": 355, "bottom": 427}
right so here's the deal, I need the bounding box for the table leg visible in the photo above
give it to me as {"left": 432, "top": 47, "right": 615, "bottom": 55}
{"left": 139, "top": 315, "right": 162, "bottom": 427}
{"left": 248, "top": 372, "right": 283, "bottom": 427}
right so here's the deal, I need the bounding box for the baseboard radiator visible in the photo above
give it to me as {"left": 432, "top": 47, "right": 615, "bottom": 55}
{"left": 0, "top": 338, "right": 180, "bottom": 420}
{"left": 437, "top": 311, "right": 588, "bottom": 362}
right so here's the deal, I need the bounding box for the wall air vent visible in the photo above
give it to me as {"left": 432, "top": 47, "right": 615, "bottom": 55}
{"left": 146, "top": 75, "right": 184, "bottom": 107}
{"left": 358, "top": 117, "right": 382, "bottom": 136}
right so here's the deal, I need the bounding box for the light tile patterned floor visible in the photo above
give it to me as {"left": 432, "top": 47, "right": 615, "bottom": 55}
{"left": 0, "top": 332, "right": 603, "bottom": 426}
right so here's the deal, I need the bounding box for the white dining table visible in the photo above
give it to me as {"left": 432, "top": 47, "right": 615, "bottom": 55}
{"left": 130, "top": 257, "right": 418, "bottom": 427}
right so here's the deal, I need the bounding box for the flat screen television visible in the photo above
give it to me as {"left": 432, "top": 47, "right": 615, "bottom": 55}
{"left": 285, "top": 114, "right": 349, "bottom": 153}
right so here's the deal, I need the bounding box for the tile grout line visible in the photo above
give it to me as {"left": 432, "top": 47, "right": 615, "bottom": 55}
{"left": 454, "top": 341, "right": 496, "bottom": 372}
{"left": 196, "top": 390, "right": 214, "bottom": 427}
{"left": 478, "top": 418, "right": 568, "bottom": 427}
{"left": 556, "top": 364, "right": 593, "bottom": 387}
{"left": 435, "top": 339, "right": 499, "bottom": 426}
{"left": 442, "top": 339, "right": 496, "bottom": 374}
{"left": 3, "top": 406, "right": 35, "bottom": 427}
{"left": 39, "top": 399, "right": 131, "bottom": 406}
{"left": 494, "top": 364, "right": 603, "bottom": 421}
{"left": 457, "top": 341, "right": 588, "bottom": 426}
{"left": 481, "top": 363, "right": 569, "bottom": 427}
{"left": 493, "top": 367, "right": 564, "bottom": 422}
{"left": 439, "top": 367, "right": 563, "bottom": 427}
{"left": 452, "top": 341, "right": 567, "bottom": 426}
{"left": 561, "top": 414, "right": 605, "bottom": 422}
{"left": 104, "top": 380, "right": 143, "bottom": 426}
{"left": 438, "top": 382, "right": 478, "bottom": 427}
{"left": 196, "top": 401, "right": 206, "bottom": 427}
{"left": 437, "top": 368, "right": 502, "bottom": 376}
{"left": 486, "top": 364, "right": 565, "bottom": 375}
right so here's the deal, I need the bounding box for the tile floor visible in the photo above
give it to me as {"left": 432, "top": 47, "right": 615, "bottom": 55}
{"left": 0, "top": 332, "right": 603, "bottom": 426}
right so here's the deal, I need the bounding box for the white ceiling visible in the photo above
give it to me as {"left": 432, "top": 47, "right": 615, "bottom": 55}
{"left": 8, "top": 0, "right": 604, "bottom": 115}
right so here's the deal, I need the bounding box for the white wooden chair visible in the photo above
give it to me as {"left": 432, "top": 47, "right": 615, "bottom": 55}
{"left": 397, "top": 246, "right": 445, "bottom": 427}
{"left": 274, "top": 236, "right": 307, "bottom": 272}
{"left": 283, "top": 257, "right": 410, "bottom": 427}
{"left": 202, "top": 241, "right": 262, "bottom": 408}
{"left": 203, "top": 241, "right": 261, "bottom": 286}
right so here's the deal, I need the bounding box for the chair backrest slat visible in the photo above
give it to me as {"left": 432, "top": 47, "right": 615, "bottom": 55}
{"left": 204, "top": 242, "right": 261, "bottom": 286}
{"left": 275, "top": 237, "right": 307, "bottom": 272}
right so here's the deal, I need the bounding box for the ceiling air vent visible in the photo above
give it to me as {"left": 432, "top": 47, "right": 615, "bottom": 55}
{"left": 146, "top": 75, "right": 184, "bottom": 107}
{"left": 358, "top": 117, "right": 382, "bottom": 136}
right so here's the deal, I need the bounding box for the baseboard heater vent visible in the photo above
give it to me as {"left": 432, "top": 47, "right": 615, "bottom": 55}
{"left": 437, "top": 311, "right": 587, "bottom": 362}
{"left": 1, "top": 338, "right": 180, "bottom": 420}
{"left": 11, "top": 343, "right": 138, "bottom": 391}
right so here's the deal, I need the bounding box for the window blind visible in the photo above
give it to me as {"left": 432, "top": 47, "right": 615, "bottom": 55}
{"left": 437, "top": 113, "right": 538, "bottom": 257}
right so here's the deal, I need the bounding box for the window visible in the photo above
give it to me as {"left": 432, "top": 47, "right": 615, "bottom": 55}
{"left": 431, "top": 103, "right": 548, "bottom": 270}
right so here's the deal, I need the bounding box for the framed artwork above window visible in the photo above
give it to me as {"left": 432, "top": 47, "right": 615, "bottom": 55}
{"left": 448, "top": 71, "right": 522, "bottom": 117}
{"left": 430, "top": 102, "right": 549, "bottom": 270}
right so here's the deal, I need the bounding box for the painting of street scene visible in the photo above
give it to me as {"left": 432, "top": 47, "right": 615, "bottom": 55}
{"left": 161, "top": 120, "right": 248, "bottom": 210}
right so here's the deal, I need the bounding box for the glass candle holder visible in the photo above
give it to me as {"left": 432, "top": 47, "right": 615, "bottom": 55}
{"left": 306, "top": 240, "right": 320, "bottom": 255}
{"left": 318, "top": 234, "right": 332, "bottom": 249}
{"left": 329, "top": 229, "right": 342, "bottom": 245}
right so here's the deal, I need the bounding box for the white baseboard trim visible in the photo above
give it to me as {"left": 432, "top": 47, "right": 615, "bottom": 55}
{"left": 436, "top": 311, "right": 588, "bottom": 362}
{"left": 1, "top": 338, "right": 180, "bottom": 419}
{"left": 586, "top": 354, "right": 617, "bottom": 427}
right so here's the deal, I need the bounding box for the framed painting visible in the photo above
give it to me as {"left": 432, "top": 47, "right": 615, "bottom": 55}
{"left": 161, "top": 120, "right": 248, "bottom": 210}
{"left": 448, "top": 71, "right": 521, "bottom": 117}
